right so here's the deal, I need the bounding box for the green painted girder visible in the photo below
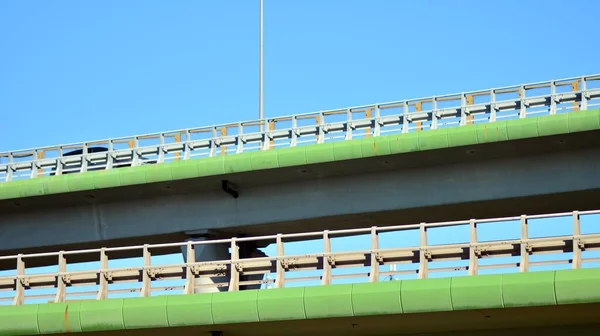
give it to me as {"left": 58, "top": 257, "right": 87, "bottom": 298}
{"left": 1, "top": 109, "right": 599, "bottom": 201}
{"left": 1, "top": 268, "right": 599, "bottom": 335}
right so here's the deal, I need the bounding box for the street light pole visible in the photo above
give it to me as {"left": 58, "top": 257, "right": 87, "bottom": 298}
{"left": 259, "top": 0, "right": 264, "bottom": 131}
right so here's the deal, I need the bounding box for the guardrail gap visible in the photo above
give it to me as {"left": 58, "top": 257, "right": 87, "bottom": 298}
{"left": 266, "top": 235, "right": 323, "bottom": 289}
{"left": 476, "top": 218, "right": 520, "bottom": 242}
{"left": 579, "top": 213, "right": 600, "bottom": 235}
{"left": 528, "top": 215, "right": 573, "bottom": 238}
{"left": 578, "top": 213, "right": 600, "bottom": 269}
{"left": 529, "top": 252, "right": 573, "bottom": 272}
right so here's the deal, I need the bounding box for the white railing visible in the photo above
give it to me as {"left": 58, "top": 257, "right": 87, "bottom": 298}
{"left": 1, "top": 75, "right": 600, "bottom": 182}
{"left": 1, "top": 209, "right": 599, "bottom": 305}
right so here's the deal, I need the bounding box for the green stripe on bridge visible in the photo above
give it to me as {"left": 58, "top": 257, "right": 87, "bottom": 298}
{"left": 1, "top": 268, "right": 599, "bottom": 335}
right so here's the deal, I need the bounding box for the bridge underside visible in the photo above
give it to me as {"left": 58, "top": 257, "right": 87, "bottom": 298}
{"left": 2, "top": 130, "right": 600, "bottom": 267}
{"left": 49, "top": 303, "right": 600, "bottom": 336}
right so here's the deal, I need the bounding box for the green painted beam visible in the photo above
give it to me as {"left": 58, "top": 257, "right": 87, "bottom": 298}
{"left": 1, "top": 268, "right": 600, "bottom": 336}
{"left": 1, "top": 109, "right": 599, "bottom": 201}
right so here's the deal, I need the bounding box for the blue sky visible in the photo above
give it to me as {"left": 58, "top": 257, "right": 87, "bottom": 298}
{"left": 1, "top": 0, "right": 599, "bottom": 151}
{"left": 1, "top": 0, "right": 600, "bottom": 302}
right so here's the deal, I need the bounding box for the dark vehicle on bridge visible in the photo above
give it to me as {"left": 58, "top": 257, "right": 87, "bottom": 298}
{"left": 50, "top": 146, "right": 156, "bottom": 176}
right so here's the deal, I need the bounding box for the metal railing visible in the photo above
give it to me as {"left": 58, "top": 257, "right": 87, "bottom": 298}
{"left": 1, "top": 209, "right": 599, "bottom": 305}
{"left": 1, "top": 75, "right": 600, "bottom": 182}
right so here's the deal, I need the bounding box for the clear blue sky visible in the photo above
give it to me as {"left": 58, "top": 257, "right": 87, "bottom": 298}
{"left": 1, "top": 0, "right": 599, "bottom": 151}
{"left": 1, "top": 1, "right": 599, "bottom": 302}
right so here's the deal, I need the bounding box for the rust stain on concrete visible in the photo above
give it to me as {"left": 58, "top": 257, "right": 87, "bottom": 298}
{"left": 63, "top": 305, "right": 71, "bottom": 333}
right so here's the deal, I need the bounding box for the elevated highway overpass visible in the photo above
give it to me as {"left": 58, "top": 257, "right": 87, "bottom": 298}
{"left": 1, "top": 74, "right": 600, "bottom": 265}
{"left": 0, "top": 208, "right": 599, "bottom": 335}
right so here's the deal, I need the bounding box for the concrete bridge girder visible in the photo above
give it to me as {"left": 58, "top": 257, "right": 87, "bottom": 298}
{"left": 1, "top": 132, "right": 600, "bottom": 264}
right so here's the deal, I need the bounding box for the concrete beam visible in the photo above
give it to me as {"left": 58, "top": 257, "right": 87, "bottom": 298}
{"left": 1, "top": 145, "right": 600, "bottom": 256}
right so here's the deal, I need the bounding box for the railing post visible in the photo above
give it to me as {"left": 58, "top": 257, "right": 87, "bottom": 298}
{"left": 402, "top": 101, "right": 409, "bottom": 133}
{"left": 466, "top": 94, "right": 474, "bottom": 125}
{"left": 174, "top": 133, "right": 182, "bottom": 161}
{"left": 97, "top": 248, "right": 108, "bottom": 300}
{"left": 418, "top": 223, "right": 428, "bottom": 279}
{"left": 106, "top": 140, "right": 114, "bottom": 169}
{"left": 550, "top": 81, "right": 557, "bottom": 115}
{"left": 55, "top": 251, "right": 67, "bottom": 303}
{"left": 237, "top": 123, "right": 244, "bottom": 154}
{"left": 157, "top": 134, "right": 166, "bottom": 164}
{"left": 7, "top": 153, "right": 14, "bottom": 181}
{"left": 490, "top": 89, "right": 497, "bottom": 122}
{"left": 316, "top": 112, "right": 325, "bottom": 144}
{"left": 13, "top": 254, "right": 25, "bottom": 305}
{"left": 30, "top": 150, "right": 39, "bottom": 179}
{"left": 369, "top": 227, "right": 379, "bottom": 283}
{"left": 37, "top": 150, "right": 45, "bottom": 178}
{"left": 130, "top": 137, "right": 139, "bottom": 166}
{"left": 518, "top": 85, "right": 526, "bottom": 118}
{"left": 374, "top": 105, "right": 381, "bottom": 137}
{"left": 468, "top": 219, "right": 478, "bottom": 276}
{"left": 572, "top": 211, "right": 582, "bottom": 269}
{"left": 220, "top": 127, "right": 228, "bottom": 156}
{"left": 572, "top": 80, "right": 580, "bottom": 112}
{"left": 184, "top": 241, "right": 196, "bottom": 294}
{"left": 209, "top": 127, "right": 218, "bottom": 157}
{"left": 268, "top": 120, "right": 275, "bottom": 150}
{"left": 580, "top": 76, "right": 588, "bottom": 111}
{"left": 415, "top": 101, "right": 423, "bottom": 131}
{"left": 141, "top": 245, "right": 151, "bottom": 297}
{"left": 430, "top": 99, "right": 438, "bottom": 130}
{"left": 275, "top": 234, "right": 285, "bottom": 288}
{"left": 364, "top": 108, "right": 372, "bottom": 138}
{"left": 228, "top": 238, "right": 240, "bottom": 291}
{"left": 460, "top": 94, "right": 467, "bottom": 126}
{"left": 81, "top": 143, "right": 89, "bottom": 173}
{"left": 321, "top": 231, "right": 332, "bottom": 285}
{"left": 345, "top": 108, "right": 353, "bottom": 140}
{"left": 290, "top": 116, "right": 298, "bottom": 147}
{"left": 262, "top": 121, "right": 272, "bottom": 151}
{"left": 183, "top": 130, "right": 192, "bottom": 160}
{"left": 519, "top": 215, "right": 530, "bottom": 272}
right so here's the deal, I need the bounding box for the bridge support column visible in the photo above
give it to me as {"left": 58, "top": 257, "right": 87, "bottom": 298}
{"left": 180, "top": 235, "right": 267, "bottom": 293}
{"left": 181, "top": 238, "right": 230, "bottom": 293}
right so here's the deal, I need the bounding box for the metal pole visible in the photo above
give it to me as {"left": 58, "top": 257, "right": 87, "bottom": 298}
{"left": 259, "top": 0, "right": 264, "bottom": 131}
